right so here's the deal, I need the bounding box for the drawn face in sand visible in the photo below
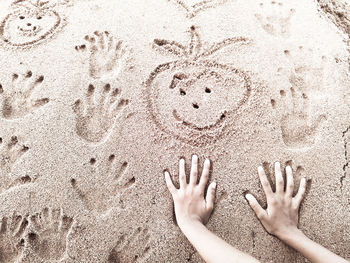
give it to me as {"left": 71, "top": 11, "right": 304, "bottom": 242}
{"left": 147, "top": 61, "right": 251, "bottom": 145}
{"left": 147, "top": 26, "right": 251, "bottom": 145}
{"left": 0, "top": 9, "right": 62, "bottom": 48}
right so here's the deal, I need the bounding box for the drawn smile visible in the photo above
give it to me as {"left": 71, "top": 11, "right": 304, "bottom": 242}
{"left": 17, "top": 25, "right": 41, "bottom": 36}
{"left": 172, "top": 109, "right": 226, "bottom": 130}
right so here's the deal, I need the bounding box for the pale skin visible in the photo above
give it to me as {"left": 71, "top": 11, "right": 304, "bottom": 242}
{"left": 164, "top": 156, "right": 349, "bottom": 263}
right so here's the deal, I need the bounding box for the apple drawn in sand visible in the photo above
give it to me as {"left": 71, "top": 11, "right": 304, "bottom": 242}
{"left": 0, "top": 0, "right": 70, "bottom": 49}
{"left": 146, "top": 26, "right": 252, "bottom": 146}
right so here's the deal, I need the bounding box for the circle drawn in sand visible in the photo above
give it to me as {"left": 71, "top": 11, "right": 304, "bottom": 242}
{"left": 146, "top": 26, "right": 252, "bottom": 146}
{"left": 0, "top": 0, "right": 70, "bottom": 49}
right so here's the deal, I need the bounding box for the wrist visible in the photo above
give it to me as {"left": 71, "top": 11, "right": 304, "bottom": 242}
{"left": 177, "top": 216, "right": 204, "bottom": 231}
{"left": 275, "top": 227, "right": 305, "bottom": 243}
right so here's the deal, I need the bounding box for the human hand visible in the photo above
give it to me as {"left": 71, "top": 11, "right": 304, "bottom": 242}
{"left": 164, "top": 155, "right": 216, "bottom": 229}
{"left": 245, "top": 162, "right": 306, "bottom": 239}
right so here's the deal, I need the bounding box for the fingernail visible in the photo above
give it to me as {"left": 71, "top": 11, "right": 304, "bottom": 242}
{"left": 302, "top": 177, "right": 306, "bottom": 183}
{"left": 205, "top": 159, "right": 210, "bottom": 164}
{"left": 193, "top": 154, "right": 198, "bottom": 159}
{"left": 245, "top": 194, "right": 252, "bottom": 200}
{"left": 212, "top": 182, "right": 216, "bottom": 188}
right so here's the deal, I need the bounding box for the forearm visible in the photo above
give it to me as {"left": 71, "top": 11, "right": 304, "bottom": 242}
{"left": 278, "top": 228, "right": 349, "bottom": 263}
{"left": 179, "top": 220, "right": 260, "bottom": 263}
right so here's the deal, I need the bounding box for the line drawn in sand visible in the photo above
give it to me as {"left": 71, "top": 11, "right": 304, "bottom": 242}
{"left": 73, "top": 82, "right": 129, "bottom": 143}
{"left": 0, "top": 212, "right": 29, "bottom": 263}
{"left": 75, "top": 31, "right": 129, "bottom": 79}
{"left": 255, "top": 1, "right": 295, "bottom": 38}
{"left": 27, "top": 207, "right": 74, "bottom": 261}
{"left": 146, "top": 26, "right": 252, "bottom": 146}
{"left": 167, "top": 0, "right": 228, "bottom": 18}
{"left": 71, "top": 155, "right": 135, "bottom": 215}
{"left": 0, "top": 0, "right": 72, "bottom": 49}
{"left": 108, "top": 226, "right": 151, "bottom": 263}
{"left": 270, "top": 87, "right": 326, "bottom": 149}
{"left": 282, "top": 46, "right": 327, "bottom": 94}
{"left": 0, "top": 135, "right": 38, "bottom": 195}
{"left": 0, "top": 70, "right": 49, "bottom": 120}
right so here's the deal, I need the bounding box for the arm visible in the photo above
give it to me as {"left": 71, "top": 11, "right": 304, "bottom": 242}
{"left": 164, "top": 155, "right": 259, "bottom": 263}
{"left": 246, "top": 162, "right": 349, "bottom": 263}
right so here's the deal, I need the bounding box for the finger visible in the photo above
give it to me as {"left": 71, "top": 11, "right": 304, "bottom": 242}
{"left": 245, "top": 194, "right": 266, "bottom": 220}
{"left": 285, "top": 165, "right": 294, "bottom": 197}
{"left": 32, "top": 98, "right": 49, "bottom": 109}
{"left": 199, "top": 159, "right": 210, "bottom": 191}
{"left": 73, "top": 99, "right": 84, "bottom": 118}
{"left": 294, "top": 177, "right": 306, "bottom": 208}
{"left": 205, "top": 182, "right": 216, "bottom": 211}
{"left": 164, "top": 171, "right": 177, "bottom": 195}
{"left": 258, "top": 166, "right": 273, "bottom": 199}
{"left": 275, "top": 162, "right": 284, "bottom": 194}
{"left": 189, "top": 155, "right": 198, "bottom": 185}
{"left": 179, "top": 158, "right": 187, "bottom": 188}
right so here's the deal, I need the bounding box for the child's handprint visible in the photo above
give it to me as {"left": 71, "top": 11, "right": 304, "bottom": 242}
{"left": 75, "top": 31, "right": 129, "bottom": 79}
{"left": 255, "top": 1, "right": 295, "bottom": 38}
{"left": 73, "top": 82, "right": 129, "bottom": 143}
{"left": 108, "top": 226, "right": 151, "bottom": 263}
{"left": 271, "top": 87, "right": 326, "bottom": 149}
{"left": 28, "top": 207, "right": 73, "bottom": 261}
{"left": 0, "top": 135, "right": 29, "bottom": 174}
{"left": 71, "top": 155, "right": 135, "bottom": 214}
{"left": 0, "top": 71, "right": 49, "bottom": 119}
{"left": 283, "top": 47, "right": 327, "bottom": 93}
{"left": 0, "top": 212, "right": 28, "bottom": 263}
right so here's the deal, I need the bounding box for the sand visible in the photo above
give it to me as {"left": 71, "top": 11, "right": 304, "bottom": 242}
{"left": 0, "top": 0, "right": 349, "bottom": 262}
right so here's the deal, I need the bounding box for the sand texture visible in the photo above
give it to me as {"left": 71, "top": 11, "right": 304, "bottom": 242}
{"left": 0, "top": 0, "right": 349, "bottom": 262}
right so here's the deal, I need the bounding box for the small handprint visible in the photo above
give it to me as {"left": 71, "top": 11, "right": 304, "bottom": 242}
{"left": 108, "top": 226, "right": 151, "bottom": 263}
{"left": 71, "top": 155, "right": 135, "bottom": 214}
{"left": 271, "top": 87, "right": 326, "bottom": 149}
{"left": 75, "top": 31, "right": 129, "bottom": 79}
{"left": 0, "top": 135, "right": 38, "bottom": 196}
{"left": 0, "top": 71, "right": 49, "bottom": 119}
{"left": 0, "top": 135, "right": 29, "bottom": 175}
{"left": 255, "top": 1, "right": 295, "bottom": 38}
{"left": 73, "top": 82, "right": 129, "bottom": 143}
{"left": 27, "top": 207, "right": 74, "bottom": 261}
{"left": 283, "top": 46, "right": 327, "bottom": 93}
{"left": 0, "top": 212, "right": 28, "bottom": 263}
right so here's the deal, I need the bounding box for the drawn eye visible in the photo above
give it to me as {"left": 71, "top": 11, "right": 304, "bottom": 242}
{"left": 205, "top": 87, "right": 211, "bottom": 93}
{"left": 37, "top": 16, "right": 42, "bottom": 20}
{"left": 19, "top": 16, "right": 25, "bottom": 19}
{"left": 180, "top": 89, "right": 186, "bottom": 96}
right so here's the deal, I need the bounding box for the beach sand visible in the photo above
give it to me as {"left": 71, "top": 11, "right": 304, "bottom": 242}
{"left": 0, "top": 0, "right": 349, "bottom": 262}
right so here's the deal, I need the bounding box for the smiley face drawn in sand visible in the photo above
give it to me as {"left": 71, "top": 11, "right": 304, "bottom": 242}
{"left": 0, "top": 0, "right": 70, "bottom": 49}
{"left": 146, "top": 26, "right": 252, "bottom": 146}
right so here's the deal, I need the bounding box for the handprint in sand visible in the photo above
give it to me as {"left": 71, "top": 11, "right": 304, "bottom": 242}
{"left": 0, "top": 212, "right": 28, "bottom": 263}
{"left": 108, "top": 226, "right": 151, "bottom": 263}
{"left": 0, "top": 71, "right": 49, "bottom": 119}
{"left": 71, "top": 155, "right": 135, "bottom": 215}
{"left": 27, "top": 207, "right": 74, "bottom": 261}
{"left": 271, "top": 87, "right": 326, "bottom": 149}
{"left": 283, "top": 46, "right": 327, "bottom": 93}
{"left": 255, "top": 1, "right": 295, "bottom": 38}
{"left": 0, "top": 135, "right": 37, "bottom": 195}
{"left": 75, "top": 31, "right": 129, "bottom": 79}
{"left": 73, "top": 82, "right": 129, "bottom": 143}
